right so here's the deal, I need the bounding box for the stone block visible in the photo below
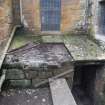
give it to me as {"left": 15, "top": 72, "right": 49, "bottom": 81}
{"left": 38, "top": 71, "right": 53, "bottom": 79}
{"left": 6, "top": 69, "right": 24, "bottom": 74}
{"left": 32, "top": 79, "right": 47, "bottom": 87}
{"left": 6, "top": 73, "right": 25, "bottom": 80}
{"left": 6, "top": 69, "right": 25, "bottom": 79}
{"left": 25, "top": 70, "right": 38, "bottom": 79}
{"left": 10, "top": 80, "right": 31, "bottom": 87}
{"left": 61, "top": 62, "right": 74, "bottom": 70}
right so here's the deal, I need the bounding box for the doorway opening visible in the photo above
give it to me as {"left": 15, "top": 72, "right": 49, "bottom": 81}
{"left": 72, "top": 65, "right": 103, "bottom": 105}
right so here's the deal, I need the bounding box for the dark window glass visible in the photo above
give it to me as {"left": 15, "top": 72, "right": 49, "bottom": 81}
{"left": 98, "top": 2, "right": 105, "bottom": 34}
{"left": 40, "top": 0, "right": 61, "bottom": 31}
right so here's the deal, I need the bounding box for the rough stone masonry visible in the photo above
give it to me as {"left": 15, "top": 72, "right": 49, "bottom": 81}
{"left": 3, "top": 43, "right": 74, "bottom": 88}
{"left": 0, "top": 0, "right": 13, "bottom": 41}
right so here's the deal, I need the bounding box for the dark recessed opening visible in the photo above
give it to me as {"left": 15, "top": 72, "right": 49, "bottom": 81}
{"left": 72, "top": 65, "right": 102, "bottom": 105}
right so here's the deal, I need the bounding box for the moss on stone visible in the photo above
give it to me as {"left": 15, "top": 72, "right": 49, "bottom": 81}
{"left": 42, "top": 35, "right": 64, "bottom": 43}
{"left": 63, "top": 34, "right": 104, "bottom": 60}
{"left": 9, "top": 29, "right": 42, "bottom": 50}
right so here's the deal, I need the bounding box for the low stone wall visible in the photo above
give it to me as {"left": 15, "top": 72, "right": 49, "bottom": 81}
{"left": 3, "top": 43, "right": 74, "bottom": 88}
{"left": 4, "top": 62, "right": 74, "bottom": 88}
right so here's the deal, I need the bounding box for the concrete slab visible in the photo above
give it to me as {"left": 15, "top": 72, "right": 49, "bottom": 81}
{"left": 64, "top": 35, "right": 105, "bottom": 61}
{"left": 49, "top": 78, "right": 77, "bottom": 105}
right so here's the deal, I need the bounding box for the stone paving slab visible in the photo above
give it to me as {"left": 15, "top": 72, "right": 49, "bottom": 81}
{"left": 42, "top": 34, "right": 105, "bottom": 61}
{"left": 49, "top": 78, "right": 77, "bottom": 105}
{"left": 63, "top": 35, "right": 105, "bottom": 61}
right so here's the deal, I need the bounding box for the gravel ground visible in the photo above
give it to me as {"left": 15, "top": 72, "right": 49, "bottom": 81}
{"left": 0, "top": 88, "right": 53, "bottom": 105}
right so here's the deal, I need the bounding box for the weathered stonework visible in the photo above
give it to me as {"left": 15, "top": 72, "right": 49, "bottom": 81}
{"left": 61, "top": 0, "right": 81, "bottom": 32}
{"left": 21, "top": 0, "right": 35, "bottom": 31}
{"left": 19, "top": 0, "right": 86, "bottom": 35}
{"left": 9, "top": 80, "right": 31, "bottom": 88}
{"left": 6, "top": 69, "right": 25, "bottom": 80}
{"left": 4, "top": 64, "right": 74, "bottom": 88}
{"left": 0, "top": 0, "right": 13, "bottom": 41}
{"left": 3, "top": 43, "right": 74, "bottom": 88}
{"left": 13, "top": 0, "right": 21, "bottom": 25}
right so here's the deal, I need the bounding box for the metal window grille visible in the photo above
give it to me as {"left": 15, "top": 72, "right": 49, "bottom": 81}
{"left": 40, "top": 0, "right": 61, "bottom": 31}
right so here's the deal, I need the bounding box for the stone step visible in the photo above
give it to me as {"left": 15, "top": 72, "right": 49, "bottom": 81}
{"left": 49, "top": 78, "right": 77, "bottom": 105}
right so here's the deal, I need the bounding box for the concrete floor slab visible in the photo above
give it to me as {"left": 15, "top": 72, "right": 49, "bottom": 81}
{"left": 64, "top": 35, "right": 105, "bottom": 61}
